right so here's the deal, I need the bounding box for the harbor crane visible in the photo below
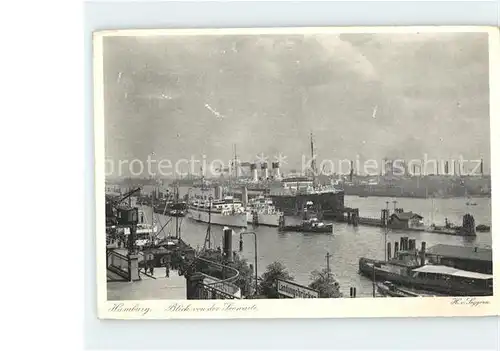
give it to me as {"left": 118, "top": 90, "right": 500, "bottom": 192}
{"left": 106, "top": 187, "right": 142, "bottom": 226}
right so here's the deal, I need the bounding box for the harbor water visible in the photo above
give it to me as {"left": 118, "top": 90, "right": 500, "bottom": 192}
{"left": 139, "top": 187, "right": 492, "bottom": 297}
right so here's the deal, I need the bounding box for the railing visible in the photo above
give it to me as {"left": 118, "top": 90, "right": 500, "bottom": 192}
{"left": 201, "top": 273, "right": 241, "bottom": 298}
{"left": 196, "top": 282, "right": 240, "bottom": 299}
{"left": 195, "top": 255, "right": 240, "bottom": 283}
{"left": 107, "top": 249, "right": 130, "bottom": 280}
{"left": 192, "top": 255, "right": 242, "bottom": 299}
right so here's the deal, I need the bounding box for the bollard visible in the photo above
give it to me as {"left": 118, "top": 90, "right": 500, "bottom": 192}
{"left": 409, "top": 239, "right": 416, "bottom": 251}
{"left": 420, "top": 241, "right": 426, "bottom": 266}
{"left": 352, "top": 210, "right": 359, "bottom": 227}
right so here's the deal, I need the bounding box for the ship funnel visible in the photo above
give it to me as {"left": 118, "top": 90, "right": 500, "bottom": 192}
{"left": 261, "top": 162, "right": 268, "bottom": 180}
{"left": 242, "top": 187, "right": 248, "bottom": 207}
{"left": 420, "top": 241, "right": 426, "bottom": 266}
{"left": 250, "top": 163, "right": 258, "bottom": 182}
{"left": 349, "top": 160, "right": 354, "bottom": 182}
{"left": 272, "top": 162, "right": 281, "bottom": 180}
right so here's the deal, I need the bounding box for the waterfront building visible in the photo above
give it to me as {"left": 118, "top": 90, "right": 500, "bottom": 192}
{"left": 388, "top": 211, "right": 424, "bottom": 230}
{"left": 426, "top": 244, "right": 492, "bottom": 274}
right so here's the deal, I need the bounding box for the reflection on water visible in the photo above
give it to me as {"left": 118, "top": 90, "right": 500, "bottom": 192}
{"left": 139, "top": 193, "right": 492, "bottom": 297}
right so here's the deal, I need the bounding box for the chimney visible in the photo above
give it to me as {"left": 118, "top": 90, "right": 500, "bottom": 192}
{"left": 242, "top": 187, "right": 248, "bottom": 207}
{"left": 250, "top": 163, "right": 258, "bottom": 182}
{"left": 272, "top": 162, "right": 281, "bottom": 180}
{"left": 261, "top": 162, "right": 268, "bottom": 180}
{"left": 214, "top": 186, "right": 223, "bottom": 199}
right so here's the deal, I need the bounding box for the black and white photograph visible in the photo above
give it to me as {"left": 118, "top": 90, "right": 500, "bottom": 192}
{"left": 94, "top": 27, "right": 498, "bottom": 319}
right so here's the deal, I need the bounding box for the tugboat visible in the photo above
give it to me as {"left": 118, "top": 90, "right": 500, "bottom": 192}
{"left": 279, "top": 216, "right": 334, "bottom": 234}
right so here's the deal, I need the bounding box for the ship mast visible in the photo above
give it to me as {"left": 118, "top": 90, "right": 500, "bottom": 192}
{"left": 231, "top": 144, "right": 238, "bottom": 197}
{"left": 310, "top": 132, "right": 317, "bottom": 186}
{"left": 151, "top": 180, "right": 155, "bottom": 236}
{"left": 234, "top": 144, "right": 238, "bottom": 179}
{"left": 175, "top": 185, "right": 180, "bottom": 239}
{"left": 203, "top": 197, "right": 213, "bottom": 250}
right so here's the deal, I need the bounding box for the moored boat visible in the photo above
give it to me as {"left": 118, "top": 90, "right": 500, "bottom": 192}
{"left": 166, "top": 201, "right": 188, "bottom": 217}
{"left": 188, "top": 196, "right": 247, "bottom": 228}
{"left": 246, "top": 196, "right": 282, "bottom": 227}
{"left": 376, "top": 281, "right": 443, "bottom": 297}
{"left": 376, "top": 281, "right": 419, "bottom": 297}
{"left": 476, "top": 224, "right": 491, "bottom": 232}
{"left": 359, "top": 258, "right": 493, "bottom": 296}
{"left": 279, "top": 217, "right": 333, "bottom": 233}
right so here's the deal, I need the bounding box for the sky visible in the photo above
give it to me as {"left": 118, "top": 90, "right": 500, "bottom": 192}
{"left": 102, "top": 31, "right": 491, "bottom": 177}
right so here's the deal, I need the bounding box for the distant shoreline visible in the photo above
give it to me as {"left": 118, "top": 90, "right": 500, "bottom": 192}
{"left": 343, "top": 194, "right": 491, "bottom": 200}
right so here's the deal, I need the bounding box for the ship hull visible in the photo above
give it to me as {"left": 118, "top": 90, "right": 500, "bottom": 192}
{"left": 279, "top": 224, "right": 333, "bottom": 233}
{"left": 188, "top": 208, "right": 247, "bottom": 228}
{"left": 246, "top": 212, "right": 281, "bottom": 227}
{"left": 270, "top": 192, "right": 345, "bottom": 219}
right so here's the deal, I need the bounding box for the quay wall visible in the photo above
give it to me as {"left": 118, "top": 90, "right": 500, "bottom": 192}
{"left": 358, "top": 217, "right": 383, "bottom": 227}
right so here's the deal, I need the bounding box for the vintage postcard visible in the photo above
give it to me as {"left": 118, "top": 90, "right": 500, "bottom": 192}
{"left": 94, "top": 26, "right": 499, "bottom": 319}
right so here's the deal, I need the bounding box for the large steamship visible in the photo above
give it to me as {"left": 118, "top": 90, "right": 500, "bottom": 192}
{"left": 268, "top": 177, "right": 345, "bottom": 218}
{"left": 187, "top": 185, "right": 247, "bottom": 228}
{"left": 245, "top": 134, "right": 345, "bottom": 219}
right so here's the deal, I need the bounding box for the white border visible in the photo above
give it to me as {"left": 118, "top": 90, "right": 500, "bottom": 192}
{"left": 94, "top": 26, "right": 500, "bottom": 320}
